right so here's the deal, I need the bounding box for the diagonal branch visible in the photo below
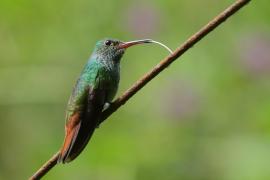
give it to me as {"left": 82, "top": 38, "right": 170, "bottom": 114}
{"left": 29, "top": 0, "right": 251, "bottom": 179}
{"left": 99, "top": 0, "right": 251, "bottom": 124}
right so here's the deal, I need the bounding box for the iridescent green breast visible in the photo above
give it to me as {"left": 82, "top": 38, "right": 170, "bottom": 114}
{"left": 67, "top": 58, "right": 120, "bottom": 114}
{"left": 94, "top": 65, "right": 120, "bottom": 101}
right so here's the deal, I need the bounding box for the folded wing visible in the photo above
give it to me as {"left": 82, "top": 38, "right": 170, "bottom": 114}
{"left": 58, "top": 86, "right": 105, "bottom": 163}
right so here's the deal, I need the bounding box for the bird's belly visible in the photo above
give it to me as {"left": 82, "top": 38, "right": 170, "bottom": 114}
{"left": 97, "top": 71, "right": 119, "bottom": 102}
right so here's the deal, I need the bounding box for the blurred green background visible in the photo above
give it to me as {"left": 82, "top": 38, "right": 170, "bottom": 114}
{"left": 1, "top": 0, "right": 270, "bottom": 179}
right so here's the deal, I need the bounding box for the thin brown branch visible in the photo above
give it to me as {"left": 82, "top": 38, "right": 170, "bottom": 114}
{"left": 30, "top": 152, "right": 59, "bottom": 180}
{"left": 99, "top": 0, "right": 251, "bottom": 123}
{"left": 30, "top": 0, "right": 251, "bottom": 179}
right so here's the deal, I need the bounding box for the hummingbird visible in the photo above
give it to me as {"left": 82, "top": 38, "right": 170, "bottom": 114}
{"left": 58, "top": 38, "right": 172, "bottom": 163}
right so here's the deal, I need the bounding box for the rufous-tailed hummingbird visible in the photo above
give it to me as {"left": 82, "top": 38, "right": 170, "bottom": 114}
{"left": 58, "top": 38, "right": 172, "bottom": 163}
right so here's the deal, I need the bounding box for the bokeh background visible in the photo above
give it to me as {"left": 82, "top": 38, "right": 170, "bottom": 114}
{"left": 1, "top": 0, "right": 270, "bottom": 179}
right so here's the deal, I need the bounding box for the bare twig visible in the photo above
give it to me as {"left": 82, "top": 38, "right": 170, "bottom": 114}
{"left": 99, "top": 0, "right": 251, "bottom": 123}
{"left": 30, "top": 152, "right": 59, "bottom": 180}
{"left": 30, "top": 0, "right": 251, "bottom": 179}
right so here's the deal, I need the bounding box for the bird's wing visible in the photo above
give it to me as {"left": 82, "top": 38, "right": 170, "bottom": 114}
{"left": 58, "top": 85, "right": 106, "bottom": 163}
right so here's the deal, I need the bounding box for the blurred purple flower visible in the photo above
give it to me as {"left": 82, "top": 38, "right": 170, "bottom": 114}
{"left": 160, "top": 80, "right": 201, "bottom": 121}
{"left": 123, "top": 3, "right": 161, "bottom": 36}
{"left": 238, "top": 32, "right": 270, "bottom": 76}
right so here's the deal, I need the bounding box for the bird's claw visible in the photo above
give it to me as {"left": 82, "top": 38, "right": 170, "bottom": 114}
{"left": 96, "top": 102, "right": 111, "bottom": 129}
{"left": 102, "top": 102, "right": 111, "bottom": 111}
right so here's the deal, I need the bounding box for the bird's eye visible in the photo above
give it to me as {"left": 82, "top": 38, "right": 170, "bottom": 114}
{"left": 105, "top": 40, "right": 112, "bottom": 46}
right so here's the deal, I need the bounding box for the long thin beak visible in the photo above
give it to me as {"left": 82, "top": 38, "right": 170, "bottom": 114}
{"left": 118, "top": 39, "right": 152, "bottom": 49}
{"left": 118, "top": 39, "right": 173, "bottom": 54}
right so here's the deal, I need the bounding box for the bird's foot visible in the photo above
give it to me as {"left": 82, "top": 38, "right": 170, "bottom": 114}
{"left": 96, "top": 102, "right": 111, "bottom": 129}
{"left": 102, "top": 102, "right": 111, "bottom": 111}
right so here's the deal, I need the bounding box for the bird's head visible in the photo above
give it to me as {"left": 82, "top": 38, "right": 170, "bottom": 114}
{"left": 93, "top": 38, "right": 154, "bottom": 62}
